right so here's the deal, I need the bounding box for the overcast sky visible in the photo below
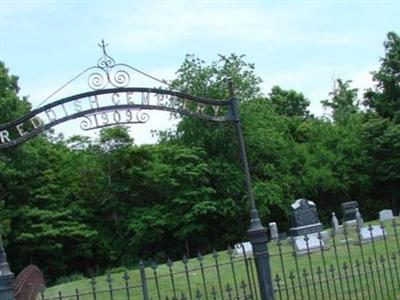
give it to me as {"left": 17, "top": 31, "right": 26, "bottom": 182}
{"left": 1, "top": 1, "right": 399, "bottom": 144}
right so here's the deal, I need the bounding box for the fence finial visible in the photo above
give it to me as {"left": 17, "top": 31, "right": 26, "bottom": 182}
{"left": 0, "top": 235, "right": 15, "bottom": 300}
{"left": 355, "top": 208, "right": 364, "bottom": 229}
{"left": 331, "top": 212, "right": 339, "bottom": 234}
{"left": 0, "top": 235, "right": 13, "bottom": 276}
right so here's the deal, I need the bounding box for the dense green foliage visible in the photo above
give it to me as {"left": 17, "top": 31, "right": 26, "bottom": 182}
{"left": 0, "top": 32, "right": 399, "bottom": 283}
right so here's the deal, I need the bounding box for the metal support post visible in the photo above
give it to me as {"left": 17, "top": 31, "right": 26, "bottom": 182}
{"left": 139, "top": 260, "right": 149, "bottom": 300}
{"left": 229, "top": 81, "right": 274, "bottom": 300}
{"left": 0, "top": 236, "right": 15, "bottom": 300}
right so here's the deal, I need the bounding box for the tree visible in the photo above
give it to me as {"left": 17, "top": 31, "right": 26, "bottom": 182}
{"left": 0, "top": 61, "right": 33, "bottom": 256}
{"left": 99, "top": 125, "right": 133, "bottom": 151}
{"left": 5, "top": 138, "right": 100, "bottom": 278}
{"left": 362, "top": 31, "right": 400, "bottom": 214}
{"left": 364, "top": 31, "right": 400, "bottom": 122}
{"left": 170, "top": 54, "right": 263, "bottom": 153}
{"left": 126, "top": 144, "right": 216, "bottom": 257}
{"left": 268, "top": 86, "right": 311, "bottom": 118}
{"left": 172, "top": 54, "right": 262, "bottom": 101}
{"left": 0, "top": 61, "right": 31, "bottom": 124}
{"left": 321, "top": 79, "right": 359, "bottom": 122}
{"left": 239, "top": 96, "right": 370, "bottom": 226}
{"left": 361, "top": 114, "right": 400, "bottom": 214}
{"left": 167, "top": 54, "right": 264, "bottom": 240}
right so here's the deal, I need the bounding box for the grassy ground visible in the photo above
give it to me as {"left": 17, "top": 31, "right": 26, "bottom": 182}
{"left": 43, "top": 218, "right": 400, "bottom": 299}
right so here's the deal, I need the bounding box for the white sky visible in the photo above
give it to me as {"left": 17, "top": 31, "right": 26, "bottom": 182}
{"left": 1, "top": 1, "right": 399, "bottom": 144}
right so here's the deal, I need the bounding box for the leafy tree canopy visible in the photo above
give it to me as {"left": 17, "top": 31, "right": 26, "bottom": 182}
{"left": 364, "top": 31, "right": 400, "bottom": 122}
{"left": 321, "top": 79, "right": 359, "bottom": 122}
{"left": 268, "top": 86, "right": 310, "bottom": 118}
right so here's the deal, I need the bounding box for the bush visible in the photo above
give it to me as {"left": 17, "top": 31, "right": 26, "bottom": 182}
{"left": 53, "top": 273, "right": 85, "bottom": 286}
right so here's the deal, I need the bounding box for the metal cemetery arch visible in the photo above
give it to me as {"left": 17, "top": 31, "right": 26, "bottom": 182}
{"left": 0, "top": 41, "right": 274, "bottom": 300}
{"left": 0, "top": 87, "right": 235, "bottom": 149}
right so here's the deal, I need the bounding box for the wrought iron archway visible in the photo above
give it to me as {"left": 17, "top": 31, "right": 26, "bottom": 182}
{"left": 0, "top": 40, "right": 235, "bottom": 149}
{"left": 0, "top": 41, "right": 274, "bottom": 300}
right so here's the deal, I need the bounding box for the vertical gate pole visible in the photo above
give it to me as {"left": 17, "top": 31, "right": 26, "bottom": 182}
{"left": 0, "top": 236, "right": 15, "bottom": 300}
{"left": 139, "top": 260, "right": 149, "bottom": 300}
{"left": 228, "top": 82, "right": 274, "bottom": 300}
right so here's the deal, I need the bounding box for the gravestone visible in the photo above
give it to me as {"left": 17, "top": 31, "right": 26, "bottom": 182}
{"left": 341, "top": 201, "right": 358, "bottom": 225}
{"left": 379, "top": 209, "right": 394, "bottom": 221}
{"left": 269, "top": 222, "right": 278, "bottom": 240}
{"left": 289, "top": 199, "right": 323, "bottom": 236}
{"left": 293, "top": 234, "right": 325, "bottom": 255}
{"left": 355, "top": 208, "right": 364, "bottom": 228}
{"left": 13, "top": 265, "right": 45, "bottom": 300}
{"left": 331, "top": 212, "right": 340, "bottom": 232}
{"left": 234, "top": 242, "right": 252, "bottom": 256}
{"left": 358, "top": 225, "right": 385, "bottom": 244}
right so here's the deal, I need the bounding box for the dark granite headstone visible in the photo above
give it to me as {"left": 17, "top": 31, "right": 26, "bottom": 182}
{"left": 341, "top": 201, "right": 358, "bottom": 222}
{"left": 289, "top": 198, "right": 323, "bottom": 236}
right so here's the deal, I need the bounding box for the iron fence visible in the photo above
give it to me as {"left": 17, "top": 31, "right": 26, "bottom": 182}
{"left": 41, "top": 246, "right": 258, "bottom": 300}
{"left": 40, "top": 217, "right": 400, "bottom": 300}
{"left": 270, "top": 217, "right": 400, "bottom": 300}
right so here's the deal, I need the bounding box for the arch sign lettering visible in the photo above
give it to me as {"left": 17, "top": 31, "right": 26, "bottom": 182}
{"left": 0, "top": 40, "right": 236, "bottom": 149}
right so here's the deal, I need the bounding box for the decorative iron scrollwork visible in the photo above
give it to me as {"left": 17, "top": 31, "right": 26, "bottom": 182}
{"left": 88, "top": 71, "right": 108, "bottom": 90}
{"left": 79, "top": 116, "right": 93, "bottom": 131}
{"left": 136, "top": 110, "right": 150, "bottom": 123}
{"left": 97, "top": 40, "right": 116, "bottom": 71}
{"left": 110, "top": 69, "right": 130, "bottom": 88}
{"left": 88, "top": 39, "right": 131, "bottom": 90}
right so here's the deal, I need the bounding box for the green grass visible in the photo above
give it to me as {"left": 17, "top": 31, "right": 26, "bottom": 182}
{"left": 43, "top": 218, "right": 400, "bottom": 300}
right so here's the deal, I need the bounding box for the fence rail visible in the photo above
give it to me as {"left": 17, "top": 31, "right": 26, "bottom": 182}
{"left": 41, "top": 217, "right": 400, "bottom": 300}
{"left": 271, "top": 217, "right": 400, "bottom": 300}
{"left": 41, "top": 247, "right": 258, "bottom": 300}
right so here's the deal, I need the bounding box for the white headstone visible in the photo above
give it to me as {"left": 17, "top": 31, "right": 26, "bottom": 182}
{"left": 269, "top": 222, "right": 278, "bottom": 240}
{"left": 234, "top": 242, "right": 253, "bottom": 256}
{"left": 294, "top": 234, "right": 324, "bottom": 255}
{"left": 331, "top": 212, "right": 340, "bottom": 232}
{"left": 355, "top": 208, "right": 364, "bottom": 228}
{"left": 359, "top": 225, "right": 385, "bottom": 243}
{"left": 379, "top": 209, "right": 394, "bottom": 221}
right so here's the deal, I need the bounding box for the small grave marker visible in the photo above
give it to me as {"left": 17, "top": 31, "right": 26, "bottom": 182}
{"left": 358, "top": 225, "right": 385, "bottom": 244}
{"left": 293, "top": 234, "right": 324, "bottom": 255}
{"left": 379, "top": 209, "right": 394, "bottom": 221}
{"left": 341, "top": 201, "right": 358, "bottom": 225}
{"left": 269, "top": 222, "right": 278, "bottom": 240}
{"left": 234, "top": 242, "right": 253, "bottom": 256}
